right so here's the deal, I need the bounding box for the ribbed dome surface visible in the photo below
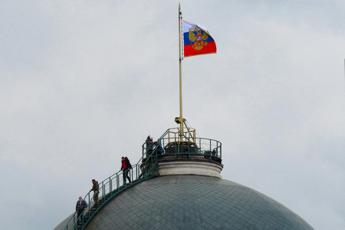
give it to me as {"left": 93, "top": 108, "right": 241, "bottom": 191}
{"left": 86, "top": 175, "right": 313, "bottom": 230}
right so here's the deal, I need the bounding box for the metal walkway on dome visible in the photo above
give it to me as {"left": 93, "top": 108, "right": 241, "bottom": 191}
{"left": 63, "top": 127, "right": 222, "bottom": 230}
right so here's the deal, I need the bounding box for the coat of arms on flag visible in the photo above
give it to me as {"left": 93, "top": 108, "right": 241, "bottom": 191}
{"left": 182, "top": 20, "right": 217, "bottom": 57}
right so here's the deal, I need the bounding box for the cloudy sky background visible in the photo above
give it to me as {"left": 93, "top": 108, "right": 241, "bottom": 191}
{"left": 1, "top": 0, "right": 345, "bottom": 229}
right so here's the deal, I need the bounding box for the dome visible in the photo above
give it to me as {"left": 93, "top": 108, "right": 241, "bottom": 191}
{"left": 85, "top": 175, "right": 312, "bottom": 230}
{"left": 55, "top": 129, "right": 313, "bottom": 230}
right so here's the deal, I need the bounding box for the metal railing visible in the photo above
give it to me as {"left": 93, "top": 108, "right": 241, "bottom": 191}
{"left": 161, "top": 137, "right": 222, "bottom": 159}
{"left": 64, "top": 127, "right": 222, "bottom": 230}
{"left": 142, "top": 128, "right": 222, "bottom": 161}
{"left": 64, "top": 141, "right": 165, "bottom": 229}
{"left": 166, "top": 127, "right": 196, "bottom": 143}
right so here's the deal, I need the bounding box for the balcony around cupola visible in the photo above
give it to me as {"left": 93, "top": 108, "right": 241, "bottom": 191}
{"left": 141, "top": 127, "right": 223, "bottom": 178}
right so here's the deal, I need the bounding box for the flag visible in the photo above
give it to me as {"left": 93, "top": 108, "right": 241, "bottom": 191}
{"left": 182, "top": 20, "right": 217, "bottom": 57}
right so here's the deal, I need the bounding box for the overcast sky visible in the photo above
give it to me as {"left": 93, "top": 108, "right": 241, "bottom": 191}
{"left": 1, "top": 0, "right": 345, "bottom": 229}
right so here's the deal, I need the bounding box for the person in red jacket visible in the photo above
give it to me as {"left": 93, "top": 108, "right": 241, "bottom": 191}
{"left": 121, "top": 156, "right": 131, "bottom": 184}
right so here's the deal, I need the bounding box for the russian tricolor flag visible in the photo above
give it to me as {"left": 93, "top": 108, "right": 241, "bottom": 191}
{"left": 182, "top": 21, "right": 217, "bottom": 58}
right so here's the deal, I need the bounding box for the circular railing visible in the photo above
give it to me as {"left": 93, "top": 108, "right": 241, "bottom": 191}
{"left": 142, "top": 128, "right": 222, "bottom": 162}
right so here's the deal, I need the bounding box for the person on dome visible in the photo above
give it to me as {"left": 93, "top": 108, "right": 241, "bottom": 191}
{"left": 75, "top": 196, "right": 87, "bottom": 219}
{"left": 121, "top": 156, "right": 131, "bottom": 184}
{"left": 153, "top": 141, "right": 164, "bottom": 155}
{"left": 145, "top": 136, "right": 154, "bottom": 155}
{"left": 90, "top": 179, "right": 99, "bottom": 205}
{"left": 125, "top": 157, "right": 132, "bottom": 171}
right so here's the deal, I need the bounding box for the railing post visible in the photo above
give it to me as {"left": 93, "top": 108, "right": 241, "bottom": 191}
{"left": 217, "top": 142, "right": 219, "bottom": 158}
{"left": 220, "top": 143, "right": 222, "bottom": 159}
{"left": 109, "top": 177, "right": 112, "bottom": 192}
{"left": 102, "top": 182, "right": 105, "bottom": 198}
{"left": 88, "top": 193, "right": 91, "bottom": 208}
{"left": 142, "top": 144, "right": 144, "bottom": 158}
{"left": 131, "top": 168, "right": 133, "bottom": 181}
{"left": 116, "top": 174, "right": 119, "bottom": 189}
{"left": 72, "top": 214, "right": 76, "bottom": 230}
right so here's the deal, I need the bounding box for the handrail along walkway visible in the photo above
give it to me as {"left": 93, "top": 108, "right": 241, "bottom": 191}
{"left": 64, "top": 137, "right": 165, "bottom": 229}
{"left": 64, "top": 128, "right": 222, "bottom": 230}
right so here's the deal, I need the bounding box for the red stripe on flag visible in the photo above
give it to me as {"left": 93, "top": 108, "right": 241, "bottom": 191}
{"left": 184, "top": 41, "right": 217, "bottom": 57}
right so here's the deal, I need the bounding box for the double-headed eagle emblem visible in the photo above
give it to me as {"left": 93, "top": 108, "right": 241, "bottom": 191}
{"left": 188, "top": 26, "right": 209, "bottom": 50}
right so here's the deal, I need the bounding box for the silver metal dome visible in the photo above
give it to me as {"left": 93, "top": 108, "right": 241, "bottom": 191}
{"left": 85, "top": 175, "right": 313, "bottom": 230}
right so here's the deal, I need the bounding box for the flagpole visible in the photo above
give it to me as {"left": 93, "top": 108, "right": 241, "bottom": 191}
{"left": 178, "top": 3, "right": 184, "bottom": 141}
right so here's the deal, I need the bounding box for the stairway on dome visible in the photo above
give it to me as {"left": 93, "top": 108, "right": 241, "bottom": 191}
{"left": 59, "top": 125, "right": 222, "bottom": 230}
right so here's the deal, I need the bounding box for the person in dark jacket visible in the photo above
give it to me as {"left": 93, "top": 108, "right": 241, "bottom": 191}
{"left": 154, "top": 141, "right": 164, "bottom": 155}
{"left": 76, "top": 196, "right": 87, "bottom": 217}
{"left": 90, "top": 179, "right": 99, "bottom": 205}
{"left": 145, "top": 136, "right": 154, "bottom": 155}
{"left": 121, "top": 156, "right": 131, "bottom": 184}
